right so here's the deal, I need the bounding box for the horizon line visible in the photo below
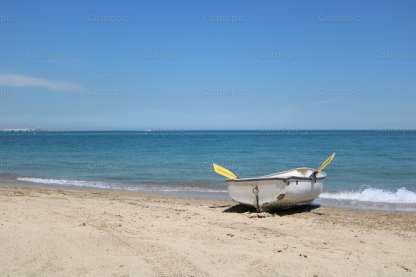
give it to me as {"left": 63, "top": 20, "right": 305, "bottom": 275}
{"left": 1, "top": 128, "right": 416, "bottom": 132}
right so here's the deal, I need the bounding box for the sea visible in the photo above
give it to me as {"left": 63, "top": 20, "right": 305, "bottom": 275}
{"left": 1, "top": 130, "right": 415, "bottom": 211}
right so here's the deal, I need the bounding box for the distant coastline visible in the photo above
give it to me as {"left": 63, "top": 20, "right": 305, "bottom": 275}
{"left": 0, "top": 128, "right": 40, "bottom": 132}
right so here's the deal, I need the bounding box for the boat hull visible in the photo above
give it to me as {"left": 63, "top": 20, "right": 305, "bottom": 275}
{"left": 228, "top": 178, "right": 323, "bottom": 211}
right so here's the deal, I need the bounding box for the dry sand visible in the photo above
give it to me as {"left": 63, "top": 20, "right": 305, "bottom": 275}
{"left": 0, "top": 185, "right": 415, "bottom": 277}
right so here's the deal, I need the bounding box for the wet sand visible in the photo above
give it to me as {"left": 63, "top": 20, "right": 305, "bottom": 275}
{"left": 0, "top": 185, "right": 415, "bottom": 276}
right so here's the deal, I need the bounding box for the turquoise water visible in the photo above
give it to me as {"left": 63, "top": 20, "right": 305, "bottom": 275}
{"left": 1, "top": 130, "right": 416, "bottom": 210}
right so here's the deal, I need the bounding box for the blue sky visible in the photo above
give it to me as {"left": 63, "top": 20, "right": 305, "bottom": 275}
{"left": 0, "top": 0, "right": 415, "bottom": 130}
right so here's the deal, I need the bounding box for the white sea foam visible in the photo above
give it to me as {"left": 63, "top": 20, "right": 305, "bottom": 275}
{"left": 17, "top": 177, "right": 112, "bottom": 189}
{"left": 16, "top": 177, "right": 227, "bottom": 193}
{"left": 156, "top": 187, "right": 228, "bottom": 193}
{"left": 320, "top": 187, "right": 416, "bottom": 204}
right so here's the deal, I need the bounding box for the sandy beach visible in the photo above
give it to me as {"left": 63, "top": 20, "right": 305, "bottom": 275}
{"left": 0, "top": 185, "right": 415, "bottom": 277}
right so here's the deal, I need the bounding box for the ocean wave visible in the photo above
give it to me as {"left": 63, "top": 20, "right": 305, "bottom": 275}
{"left": 16, "top": 177, "right": 227, "bottom": 194}
{"left": 17, "top": 177, "right": 113, "bottom": 189}
{"left": 156, "top": 187, "right": 227, "bottom": 193}
{"left": 320, "top": 187, "right": 416, "bottom": 204}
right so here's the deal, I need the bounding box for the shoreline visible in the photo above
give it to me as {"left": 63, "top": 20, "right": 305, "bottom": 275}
{"left": 2, "top": 174, "right": 416, "bottom": 212}
{"left": 1, "top": 184, "right": 416, "bottom": 276}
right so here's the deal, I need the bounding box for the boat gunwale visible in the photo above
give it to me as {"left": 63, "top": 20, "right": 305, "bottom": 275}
{"left": 227, "top": 176, "right": 326, "bottom": 183}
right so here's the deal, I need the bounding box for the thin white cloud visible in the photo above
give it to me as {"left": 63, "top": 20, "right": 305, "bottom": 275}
{"left": 0, "top": 74, "right": 82, "bottom": 91}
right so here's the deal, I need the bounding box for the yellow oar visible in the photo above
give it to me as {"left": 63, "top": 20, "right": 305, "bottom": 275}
{"left": 212, "top": 163, "right": 238, "bottom": 180}
{"left": 317, "top": 152, "right": 336, "bottom": 172}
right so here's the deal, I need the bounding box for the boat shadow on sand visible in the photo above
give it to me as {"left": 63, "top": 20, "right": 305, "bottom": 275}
{"left": 221, "top": 203, "right": 320, "bottom": 216}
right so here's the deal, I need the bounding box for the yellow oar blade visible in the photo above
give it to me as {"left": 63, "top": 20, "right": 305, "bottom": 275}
{"left": 318, "top": 152, "right": 336, "bottom": 172}
{"left": 212, "top": 163, "right": 238, "bottom": 180}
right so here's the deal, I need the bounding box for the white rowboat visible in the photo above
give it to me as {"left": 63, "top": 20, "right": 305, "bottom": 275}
{"left": 213, "top": 153, "right": 335, "bottom": 211}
